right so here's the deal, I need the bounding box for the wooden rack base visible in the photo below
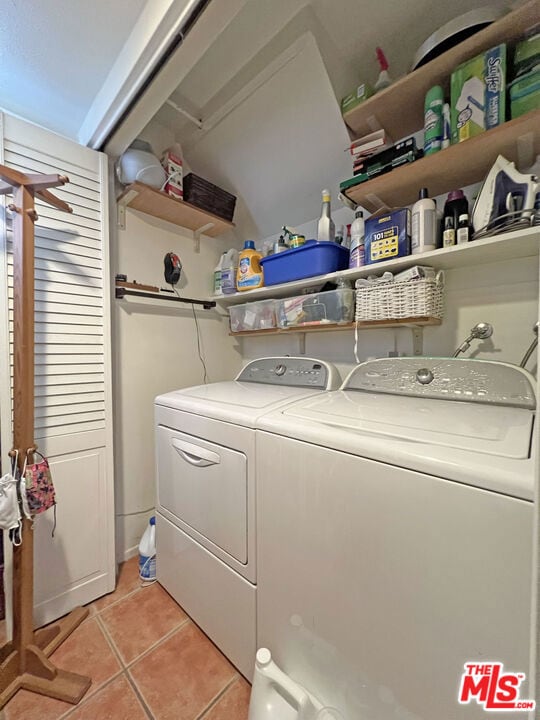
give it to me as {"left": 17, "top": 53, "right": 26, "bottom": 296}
{"left": 0, "top": 582, "right": 90, "bottom": 705}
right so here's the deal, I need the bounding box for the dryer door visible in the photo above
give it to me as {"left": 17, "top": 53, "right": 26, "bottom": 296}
{"left": 157, "top": 426, "right": 247, "bottom": 563}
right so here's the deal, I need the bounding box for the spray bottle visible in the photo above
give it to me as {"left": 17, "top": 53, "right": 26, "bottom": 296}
{"left": 375, "top": 48, "right": 392, "bottom": 92}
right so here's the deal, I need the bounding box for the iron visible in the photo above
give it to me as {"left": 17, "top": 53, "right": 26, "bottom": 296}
{"left": 472, "top": 155, "right": 538, "bottom": 238}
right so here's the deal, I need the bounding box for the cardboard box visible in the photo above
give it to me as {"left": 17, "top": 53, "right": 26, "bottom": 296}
{"left": 161, "top": 144, "right": 183, "bottom": 200}
{"left": 451, "top": 44, "right": 506, "bottom": 143}
{"left": 364, "top": 208, "right": 411, "bottom": 264}
{"left": 341, "top": 82, "right": 375, "bottom": 115}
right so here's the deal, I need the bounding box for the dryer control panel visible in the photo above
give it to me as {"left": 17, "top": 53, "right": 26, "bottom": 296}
{"left": 343, "top": 357, "right": 536, "bottom": 409}
{"left": 237, "top": 357, "right": 339, "bottom": 389}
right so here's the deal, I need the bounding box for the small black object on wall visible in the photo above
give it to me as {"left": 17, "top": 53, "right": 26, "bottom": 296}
{"left": 164, "top": 252, "right": 182, "bottom": 285}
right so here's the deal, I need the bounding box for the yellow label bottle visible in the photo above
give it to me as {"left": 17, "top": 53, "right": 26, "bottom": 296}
{"left": 236, "top": 241, "right": 264, "bottom": 291}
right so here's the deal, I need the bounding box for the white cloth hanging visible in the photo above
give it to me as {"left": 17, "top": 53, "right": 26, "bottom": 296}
{"left": 0, "top": 472, "right": 22, "bottom": 544}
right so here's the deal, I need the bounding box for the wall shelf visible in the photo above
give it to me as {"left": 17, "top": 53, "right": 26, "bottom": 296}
{"left": 216, "top": 226, "right": 540, "bottom": 307}
{"left": 342, "top": 1, "right": 538, "bottom": 141}
{"left": 342, "top": 110, "right": 540, "bottom": 212}
{"left": 117, "top": 181, "right": 235, "bottom": 240}
{"left": 230, "top": 317, "right": 441, "bottom": 338}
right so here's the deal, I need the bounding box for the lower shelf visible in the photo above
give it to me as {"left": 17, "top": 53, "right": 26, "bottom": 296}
{"left": 230, "top": 317, "right": 442, "bottom": 337}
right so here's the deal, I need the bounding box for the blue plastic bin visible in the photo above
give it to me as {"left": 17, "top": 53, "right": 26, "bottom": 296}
{"left": 260, "top": 241, "right": 350, "bottom": 286}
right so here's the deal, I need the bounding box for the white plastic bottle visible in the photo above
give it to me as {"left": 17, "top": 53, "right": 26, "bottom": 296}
{"left": 411, "top": 188, "right": 437, "bottom": 255}
{"left": 139, "top": 516, "right": 156, "bottom": 581}
{"left": 213, "top": 252, "right": 226, "bottom": 296}
{"left": 221, "top": 249, "right": 239, "bottom": 295}
{"left": 349, "top": 210, "right": 365, "bottom": 268}
{"left": 317, "top": 189, "right": 335, "bottom": 242}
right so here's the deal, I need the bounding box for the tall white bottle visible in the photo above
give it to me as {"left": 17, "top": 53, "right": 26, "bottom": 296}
{"left": 221, "top": 249, "right": 239, "bottom": 295}
{"left": 139, "top": 516, "right": 156, "bottom": 581}
{"left": 317, "top": 189, "right": 335, "bottom": 242}
{"left": 411, "top": 188, "right": 437, "bottom": 255}
{"left": 213, "top": 252, "right": 226, "bottom": 296}
{"left": 349, "top": 210, "right": 365, "bottom": 268}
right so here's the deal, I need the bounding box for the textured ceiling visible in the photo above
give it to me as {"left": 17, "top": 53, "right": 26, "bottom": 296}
{"left": 0, "top": 0, "right": 147, "bottom": 139}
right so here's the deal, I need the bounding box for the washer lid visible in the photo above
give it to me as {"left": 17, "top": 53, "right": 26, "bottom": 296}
{"left": 155, "top": 357, "right": 341, "bottom": 426}
{"left": 283, "top": 391, "right": 533, "bottom": 458}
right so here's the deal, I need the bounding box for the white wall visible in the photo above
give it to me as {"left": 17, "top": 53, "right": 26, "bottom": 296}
{"left": 239, "top": 250, "right": 538, "bottom": 383}
{"left": 111, "top": 122, "right": 242, "bottom": 559}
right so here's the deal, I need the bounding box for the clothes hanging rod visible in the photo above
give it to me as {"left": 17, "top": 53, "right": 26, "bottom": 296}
{"left": 115, "top": 286, "right": 215, "bottom": 309}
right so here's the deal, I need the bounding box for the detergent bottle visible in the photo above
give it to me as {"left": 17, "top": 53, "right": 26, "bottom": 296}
{"left": 221, "top": 249, "right": 239, "bottom": 295}
{"left": 236, "top": 241, "right": 264, "bottom": 291}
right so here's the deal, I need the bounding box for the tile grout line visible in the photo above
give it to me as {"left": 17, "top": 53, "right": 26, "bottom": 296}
{"left": 57, "top": 668, "right": 126, "bottom": 720}
{"left": 124, "top": 617, "right": 191, "bottom": 670}
{"left": 195, "top": 674, "right": 241, "bottom": 720}
{"left": 89, "top": 582, "right": 145, "bottom": 617}
{"left": 95, "top": 613, "right": 128, "bottom": 669}
{"left": 124, "top": 669, "right": 155, "bottom": 720}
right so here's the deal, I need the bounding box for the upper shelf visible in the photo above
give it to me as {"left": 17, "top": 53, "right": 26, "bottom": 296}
{"left": 342, "top": 1, "right": 539, "bottom": 141}
{"left": 343, "top": 109, "right": 540, "bottom": 213}
{"left": 117, "top": 181, "right": 235, "bottom": 237}
{"left": 215, "top": 226, "right": 540, "bottom": 306}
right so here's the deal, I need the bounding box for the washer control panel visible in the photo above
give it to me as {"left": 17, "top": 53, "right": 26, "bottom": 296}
{"left": 344, "top": 357, "right": 536, "bottom": 409}
{"left": 237, "top": 357, "right": 334, "bottom": 389}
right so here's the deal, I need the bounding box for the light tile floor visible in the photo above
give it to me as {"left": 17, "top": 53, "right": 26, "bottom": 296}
{"left": 1, "top": 557, "right": 251, "bottom": 720}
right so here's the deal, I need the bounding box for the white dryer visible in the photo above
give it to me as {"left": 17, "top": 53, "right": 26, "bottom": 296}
{"left": 154, "top": 357, "right": 341, "bottom": 678}
{"left": 256, "top": 357, "right": 536, "bottom": 719}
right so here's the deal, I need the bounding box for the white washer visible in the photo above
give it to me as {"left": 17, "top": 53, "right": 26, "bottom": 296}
{"left": 154, "top": 357, "right": 341, "bottom": 678}
{"left": 256, "top": 357, "right": 535, "bottom": 719}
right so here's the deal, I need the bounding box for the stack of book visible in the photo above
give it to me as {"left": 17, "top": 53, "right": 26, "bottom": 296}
{"left": 347, "top": 129, "right": 388, "bottom": 176}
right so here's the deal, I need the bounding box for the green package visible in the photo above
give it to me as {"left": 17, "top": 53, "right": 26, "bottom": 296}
{"left": 341, "top": 82, "right": 375, "bottom": 115}
{"left": 450, "top": 44, "right": 506, "bottom": 143}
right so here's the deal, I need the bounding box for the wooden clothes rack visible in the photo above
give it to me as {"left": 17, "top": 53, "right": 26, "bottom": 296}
{"left": 0, "top": 166, "right": 90, "bottom": 706}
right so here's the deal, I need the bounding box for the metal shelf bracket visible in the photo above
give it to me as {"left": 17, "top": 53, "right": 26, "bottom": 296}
{"left": 117, "top": 188, "right": 139, "bottom": 230}
{"left": 411, "top": 327, "right": 424, "bottom": 356}
{"left": 193, "top": 222, "right": 215, "bottom": 252}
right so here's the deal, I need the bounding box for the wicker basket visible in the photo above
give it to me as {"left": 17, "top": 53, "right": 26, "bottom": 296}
{"left": 355, "top": 272, "right": 444, "bottom": 322}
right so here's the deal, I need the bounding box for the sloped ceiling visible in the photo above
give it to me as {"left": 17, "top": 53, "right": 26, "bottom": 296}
{"left": 152, "top": 0, "right": 510, "bottom": 239}
{"left": 0, "top": 0, "right": 147, "bottom": 139}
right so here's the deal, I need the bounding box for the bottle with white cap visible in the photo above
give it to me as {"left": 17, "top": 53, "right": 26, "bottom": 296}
{"left": 317, "top": 189, "right": 335, "bottom": 242}
{"left": 139, "top": 516, "right": 156, "bottom": 581}
{"left": 411, "top": 187, "right": 437, "bottom": 255}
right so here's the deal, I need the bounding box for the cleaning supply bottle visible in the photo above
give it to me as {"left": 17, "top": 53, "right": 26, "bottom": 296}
{"left": 317, "top": 189, "right": 335, "bottom": 242}
{"left": 443, "top": 190, "right": 469, "bottom": 245}
{"left": 457, "top": 214, "right": 470, "bottom": 244}
{"left": 424, "top": 86, "right": 444, "bottom": 155}
{"left": 139, "top": 516, "right": 156, "bottom": 581}
{"left": 374, "top": 47, "right": 392, "bottom": 92}
{"left": 349, "top": 210, "right": 365, "bottom": 268}
{"left": 221, "top": 249, "right": 239, "bottom": 295}
{"left": 411, "top": 188, "right": 437, "bottom": 255}
{"left": 213, "top": 252, "right": 226, "bottom": 296}
{"left": 236, "top": 241, "right": 264, "bottom": 291}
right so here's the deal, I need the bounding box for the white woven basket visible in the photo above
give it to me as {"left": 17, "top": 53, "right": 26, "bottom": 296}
{"left": 355, "top": 272, "right": 444, "bottom": 322}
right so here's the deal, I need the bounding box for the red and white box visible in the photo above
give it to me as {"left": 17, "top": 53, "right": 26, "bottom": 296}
{"left": 161, "top": 144, "right": 183, "bottom": 200}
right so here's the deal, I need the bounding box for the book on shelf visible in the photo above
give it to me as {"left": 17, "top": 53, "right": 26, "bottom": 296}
{"left": 347, "top": 129, "right": 387, "bottom": 157}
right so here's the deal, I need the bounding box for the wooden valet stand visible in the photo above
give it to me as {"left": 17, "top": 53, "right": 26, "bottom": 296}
{"left": 0, "top": 165, "right": 90, "bottom": 707}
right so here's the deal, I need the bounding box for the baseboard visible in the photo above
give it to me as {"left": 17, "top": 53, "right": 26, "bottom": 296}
{"left": 122, "top": 545, "right": 139, "bottom": 562}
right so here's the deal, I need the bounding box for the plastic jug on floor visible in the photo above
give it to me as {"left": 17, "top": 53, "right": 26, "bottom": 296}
{"left": 139, "top": 516, "right": 156, "bottom": 581}
{"left": 248, "top": 648, "right": 344, "bottom": 720}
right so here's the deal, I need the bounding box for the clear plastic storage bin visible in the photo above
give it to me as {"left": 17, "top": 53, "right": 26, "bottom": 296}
{"left": 229, "top": 299, "right": 277, "bottom": 332}
{"left": 276, "top": 289, "right": 354, "bottom": 328}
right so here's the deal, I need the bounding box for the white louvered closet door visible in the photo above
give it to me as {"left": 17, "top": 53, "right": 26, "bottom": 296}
{"left": 0, "top": 112, "right": 115, "bottom": 627}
